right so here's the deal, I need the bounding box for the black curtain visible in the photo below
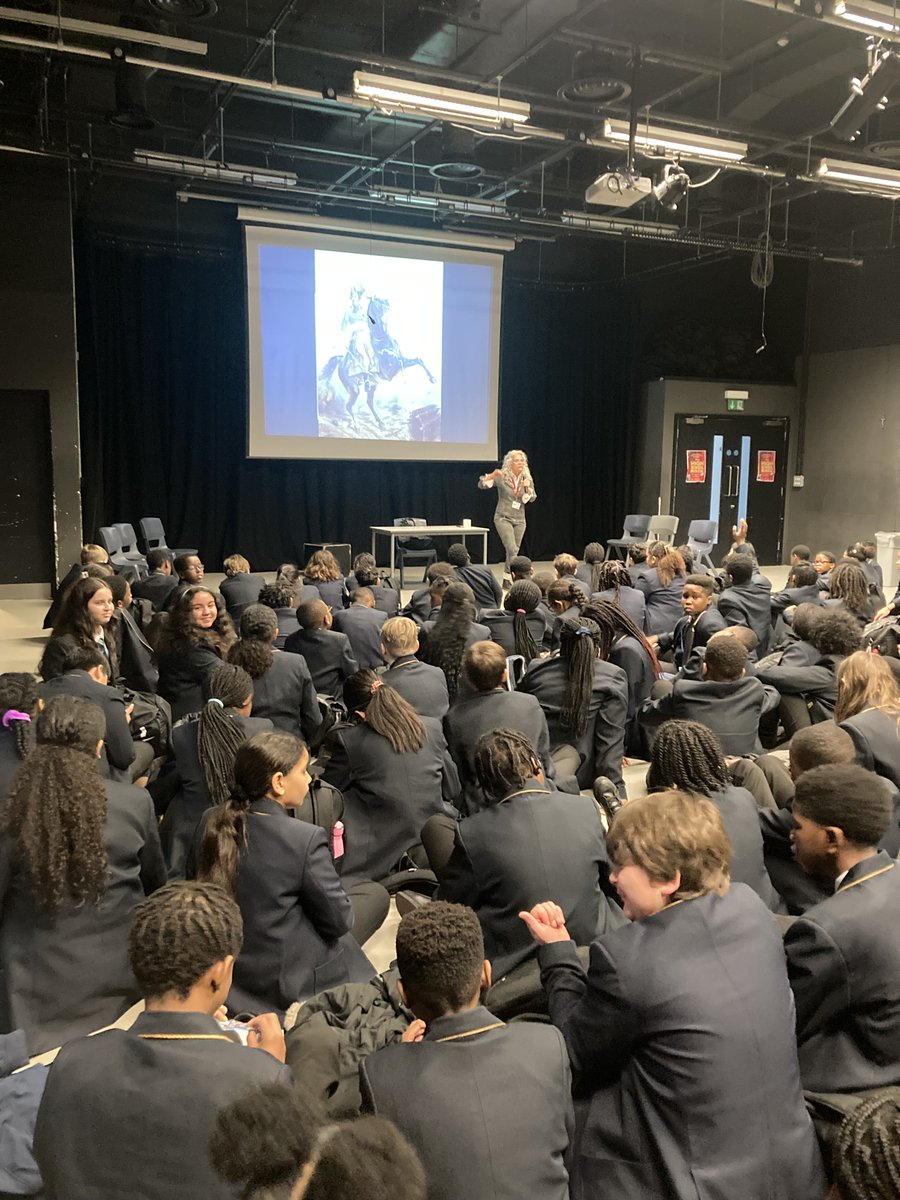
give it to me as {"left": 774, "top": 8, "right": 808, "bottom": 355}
{"left": 76, "top": 229, "right": 640, "bottom": 568}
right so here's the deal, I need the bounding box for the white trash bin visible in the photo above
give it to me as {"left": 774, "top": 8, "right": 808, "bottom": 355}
{"left": 875, "top": 532, "right": 900, "bottom": 594}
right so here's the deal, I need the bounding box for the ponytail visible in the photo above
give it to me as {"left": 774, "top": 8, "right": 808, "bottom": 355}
{"left": 504, "top": 580, "right": 540, "bottom": 661}
{"left": 558, "top": 617, "right": 601, "bottom": 737}
{"left": 655, "top": 550, "right": 686, "bottom": 588}
{"left": 228, "top": 604, "right": 277, "bottom": 681}
{"left": 0, "top": 672, "right": 38, "bottom": 760}
{"left": 548, "top": 580, "right": 584, "bottom": 613}
{"left": 343, "top": 670, "right": 425, "bottom": 754}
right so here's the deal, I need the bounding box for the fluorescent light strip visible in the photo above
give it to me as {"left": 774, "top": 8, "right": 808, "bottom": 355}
{"left": 353, "top": 70, "right": 530, "bottom": 126}
{"left": 134, "top": 150, "right": 297, "bottom": 187}
{"left": 835, "top": 1, "right": 900, "bottom": 33}
{"left": 817, "top": 156, "right": 900, "bottom": 190}
{"left": 367, "top": 185, "right": 507, "bottom": 216}
{"left": 561, "top": 211, "right": 679, "bottom": 239}
{"left": 603, "top": 119, "right": 747, "bottom": 162}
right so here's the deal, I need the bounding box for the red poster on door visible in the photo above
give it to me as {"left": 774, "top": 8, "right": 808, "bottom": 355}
{"left": 757, "top": 451, "right": 776, "bottom": 483}
{"left": 686, "top": 450, "right": 707, "bottom": 484}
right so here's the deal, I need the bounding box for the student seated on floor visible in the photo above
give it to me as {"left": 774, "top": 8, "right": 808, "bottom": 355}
{"left": 424, "top": 728, "right": 624, "bottom": 978}
{"left": 283, "top": 599, "right": 357, "bottom": 702}
{"left": 784, "top": 763, "right": 900, "bottom": 1093}
{"left": 33, "top": 882, "right": 290, "bottom": 1200}
{"left": 716, "top": 554, "right": 773, "bottom": 657}
{"left": 377, "top": 615, "right": 449, "bottom": 719}
{"left": 360, "top": 902, "right": 574, "bottom": 1200}
{"left": 520, "top": 791, "right": 824, "bottom": 1200}
{"left": 331, "top": 587, "right": 389, "bottom": 670}
{"left": 131, "top": 547, "right": 178, "bottom": 613}
{"left": 399, "top": 561, "right": 454, "bottom": 626}
{"left": 446, "top": 542, "right": 502, "bottom": 612}
{"left": 230, "top": 605, "right": 320, "bottom": 742}
{"left": 650, "top": 573, "right": 727, "bottom": 677}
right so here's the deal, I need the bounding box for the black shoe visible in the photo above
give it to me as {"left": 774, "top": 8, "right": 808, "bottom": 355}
{"left": 395, "top": 889, "right": 432, "bottom": 917}
{"left": 593, "top": 776, "right": 622, "bottom": 823}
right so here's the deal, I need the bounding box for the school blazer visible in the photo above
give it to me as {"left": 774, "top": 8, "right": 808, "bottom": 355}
{"left": 658, "top": 607, "right": 728, "bottom": 674}
{"left": 321, "top": 717, "right": 460, "bottom": 885}
{"left": 517, "top": 656, "right": 629, "bottom": 791}
{"left": 840, "top": 706, "right": 900, "bottom": 790}
{"left": 717, "top": 579, "right": 773, "bottom": 656}
{"left": 131, "top": 570, "right": 178, "bottom": 613}
{"left": 639, "top": 674, "right": 773, "bottom": 756}
{"left": 439, "top": 785, "right": 626, "bottom": 978}
{"left": 157, "top": 640, "right": 224, "bottom": 721}
{"left": 538, "top": 886, "right": 824, "bottom": 1200}
{"left": 378, "top": 654, "right": 450, "bottom": 718}
{"left": 39, "top": 670, "right": 135, "bottom": 779}
{"left": 283, "top": 627, "right": 358, "bottom": 700}
{"left": 453, "top": 563, "right": 502, "bottom": 611}
{"left": 198, "top": 798, "right": 375, "bottom": 1016}
{"left": 756, "top": 652, "right": 845, "bottom": 721}
{"left": 589, "top": 586, "right": 646, "bottom": 631}
{"left": 481, "top": 609, "right": 552, "bottom": 656}
{"left": 219, "top": 572, "right": 266, "bottom": 622}
{"left": 635, "top": 568, "right": 685, "bottom": 636}
{"left": 0, "top": 780, "right": 165, "bottom": 1055}
{"left": 248, "top": 649, "right": 321, "bottom": 742}
{"left": 361, "top": 1005, "right": 572, "bottom": 1200}
{"left": 331, "top": 604, "right": 388, "bottom": 670}
{"left": 784, "top": 851, "right": 900, "bottom": 1092}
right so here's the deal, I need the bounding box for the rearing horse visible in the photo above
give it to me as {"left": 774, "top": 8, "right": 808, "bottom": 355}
{"left": 366, "top": 296, "right": 436, "bottom": 386}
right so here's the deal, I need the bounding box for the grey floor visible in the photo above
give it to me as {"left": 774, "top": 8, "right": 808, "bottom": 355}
{"left": 2, "top": 560, "right": 792, "bottom": 1009}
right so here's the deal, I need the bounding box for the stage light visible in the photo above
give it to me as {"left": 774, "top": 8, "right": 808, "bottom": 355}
{"left": 133, "top": 149, "right": 298, "bottom": 187}
{"left": 817, "top": 155, "right": 900, "bottom": 191}
{"left": 835, "top": 1, "right": 900, "bottom": 33}
{"left": 653, "top": 163, "right": 691, "bottom": 209}
{"left": 830, "top": 49, "right": 900, "bottom": 141}
{"left": 603, "top": 118, "right": 748, "bottom": 162}
{"left": 353, "top": 70, "right": 530, "bottom": 127}
{"left": 367, "top": 185, "right": 507, "bottom": 216}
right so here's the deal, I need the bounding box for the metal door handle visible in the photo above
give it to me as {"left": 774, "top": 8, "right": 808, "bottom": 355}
{"left": 734, "top": 465, "right": 740, "bottom": 499}
{"left": 725, "top": 465, "right": 733, "bottom": 496}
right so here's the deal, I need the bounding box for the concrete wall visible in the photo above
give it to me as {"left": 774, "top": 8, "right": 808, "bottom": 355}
{"left": 637, "top": 377, "right": 799, "bottom": 555}
{"left": 0, "top": 153, "right": 82, "bottom": 586}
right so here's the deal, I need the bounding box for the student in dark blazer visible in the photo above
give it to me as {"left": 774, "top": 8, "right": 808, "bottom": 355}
{"left": 303, "top": 548, "right": 349, "bottom": 614}
{"left": 419, "top": 583, "right": 491, "bottom": 703}
{"left": 257, "top": 581, "right": 300, "bottom": 649}
{"left": 442, "top": 643, "right": 570, "bottom": 815}
{"left": 717, "top": 554, "right": 773, "bottom": 657}
{"left": 105, "top": 573, "right": 160, "bottom": 695}
{"left": 195, "top": 731, "right": 376, "bottom": 1016}
{"left": 0, "top": 674, "right": 37, "bottom": 800}
{"left": 33, "top": 881, "right": 291, "bottom": 1200}
{"left": 640, "top": 635, "right": 775, "bottom": 757}
{"left": 346, "top": 553, "right": 401, "bottom": 615}
{"left": 156, "top": 587, "right": 236, "bottom": 721}
{"left": 553, "top": 552, "right": 591, "bottom": 600}
{"left": 164, "top": 553, "right": 206, "bottom": 612}
{"left": 332, "top": 588, "right": 389, "bottom": 670}
{"left": 589, "top": 559, "right": 646, "bottom": 631}
{"left": 756, "top": 607, "right": 863, "bottom": 726}
{"left": 645, "top": 720, "right": 783, "bottom": 910}
{"left": 517, "top": 615, "right": 629, "bottom": 792}
{"left": 581, "top": 599, "right": 659, "bottom": 753}
{"left": 0, "top": 697, "right": 165, "bottom": 1055}
{"left": 321, "top": 671, "right": 460, "bottom": 885}
{"left": 219, "top": 554, "right": 266, "bottom": 624}
{"left": 399, "top": 561, "right": 454, "bottom": 625}
{"left": 481, "top": 579, "right": 551, "bottom": 656}
{"left": 378, "top": 616, "right": 450, "bottom": 719}
{"left": 361, "top": 903, "right": 573, "bottom": 1200}
{"left": 835, "top": 650, "right": 900, "bottom": 788}
{"left": 653, "top": 573, "right": 728, "bottom": 676}
{"left": 229, "top": 605, "right": 320, "bottom": 742}
{"left": 522, "top": 791, "right": 824, "bottom": 1200}
{"left": 131, "top": 548, "right": 178, "bottom": 612}
{"left": 161, "top": 664, "right": 273, "bottom": 880}
{"left": 770, "top": 563, "right": 823, "bottom": 623}
{"left": 447, "top": 542, "right": 501, "bottom": 612}
{"left": 545, "top": 579, "right": 586, "bottom": 652}
{"left": 784, "top": 763, "right": 900, "bottom": 1091}
{"left": 635, "top": 543, "right": 687, "bottom": 636}
{"left": 435, "top": 729, "right": 625, "bottom": 979}
{"left": 283, "top": 599, "right": 358, "bottom": 701}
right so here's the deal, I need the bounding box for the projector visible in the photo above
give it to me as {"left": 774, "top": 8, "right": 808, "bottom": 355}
{"left": 585, "top": 172, "right": 653, "bottom": 209}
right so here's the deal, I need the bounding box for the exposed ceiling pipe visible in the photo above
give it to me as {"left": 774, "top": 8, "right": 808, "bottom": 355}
{"left": 738, "top": 0, "right": 900, "bottom": 42}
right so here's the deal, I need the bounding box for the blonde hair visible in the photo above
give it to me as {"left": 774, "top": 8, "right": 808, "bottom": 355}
{"left": 304, "top": 550, "right": 341, "bottom": 582}
{"left": 80, "top": 544, "right": 109, "bottom": 565}
{"left": 607, "top": 790, "right": 731, "bottom": 902}
{"left": 835, "top": 651, "right": 900, "bottom": 725}
{"left": 223, "top": 554, "right": 250, "bottom": 575}
{"left": 501, "top": 449, "right": 534, "bottom": 491}
{"left": 380, "top": 616, "right": 419, "bottom": 656}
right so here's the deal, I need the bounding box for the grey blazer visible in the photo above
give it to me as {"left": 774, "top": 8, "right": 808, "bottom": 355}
{"left": 478, "top": 472, "right": 536, "bottom": 520}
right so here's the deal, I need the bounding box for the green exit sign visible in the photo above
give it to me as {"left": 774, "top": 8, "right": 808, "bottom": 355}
{"left": 726, "top": 397, "right": 745, "bottom": 411}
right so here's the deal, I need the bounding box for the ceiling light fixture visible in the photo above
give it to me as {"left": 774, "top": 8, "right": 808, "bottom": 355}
{"left": 830, "top": 49, "right": 900, "bottom": 140}
{"left": 817, "top": 155, "right": 900, "bottom": 191}
{"left": 0, "top": 4, "right": 207, "bottom": 54}
{"left": 653, "top": 162, "right": 691, "bottom": 209}
{"left": 834, "top": 0, "right": 900, "bottom": 33}
{"left": 353, "top": 71, "right": 530, "bottom": 127}
{"left": 603, "top": 118, "right": 748, "bottom": 162}
{"left": 560, "top": 210, "right": 680, "bottom": 239}
{"left": 366, "top": 185, "right": 508, "bottom": 216}
{"left": 133, "top": 149, "right": 298, "bottom": 187}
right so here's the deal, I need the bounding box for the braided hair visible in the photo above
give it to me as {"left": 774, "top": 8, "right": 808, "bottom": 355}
{"left": 343, "top": 669, "right": 425, "bottom": 754}
{"left": 646, "top": 719, "right": 729, "bottom": 797}
{"left": 0, "top": 695, "right": 108, "bottom": 914}
{"left": 196, "top": 730, "right": 306, "bottom": 895}
{"left": 128, "top": 881, "right": 243, "bottom": 1001}
{"left": 582, "top": 542, "right": 606, "bottom": 594}
{"left": 197, "top": 663, "right": 255, "bottom": 806}
{"left": 593, "top": 559, "right": 632, "bottom": 601}
{"left": 474, "top": 728, "right": 542, "bottom": 803}
{"left": 557, "top": 616, "right": 601, "bottom": 737}
{"left": 228, "top": 604, "right": 278, "bottom": 679}
{"left": 582, "top": 598, "right": 661, "bottom": 677}
{"left": 503, "top": 580, "right": 541, "bottom": 661}
{"left": 0, "top": 672, "right": 38, "bottom": 760}
{"left": 828, "top": 562, "right": 871, "bottom": 616}
{"left": 832, "top": 1088, "right": 900, "bottom": 1200}
{"left": 547, "top": 580, "right": 584, "bottom": 614}
{"left": 423, "top": 582, "right": 476, "bottom": 703}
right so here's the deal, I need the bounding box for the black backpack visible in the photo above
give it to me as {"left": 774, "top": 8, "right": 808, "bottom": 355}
{"left": 864, "top": 617, "right": 900, "bottom": 659}
{"left": 295, "top": 777, "right": 345, "bottom": 860}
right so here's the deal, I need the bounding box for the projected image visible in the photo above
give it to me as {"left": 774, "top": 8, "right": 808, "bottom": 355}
{"left": 315, "top": 250, "right": 443, "bottom": 441}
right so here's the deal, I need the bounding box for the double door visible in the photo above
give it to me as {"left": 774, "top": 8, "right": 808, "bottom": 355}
{"left": 671, "top": 414, "right": 789, "bottom": 564}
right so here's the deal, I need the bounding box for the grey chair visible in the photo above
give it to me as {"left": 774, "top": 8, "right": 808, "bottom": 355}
{"left": 138, "top": 516, "right": 198, "bottom": 560}
{"left": 687, "top": 519, "right": 719, "bottom": 571}
{"left": 97, "top": 525, "right": 142, "bottom": 582}
{"left": 114, "top": 523, "right": 148, "bottom": 577}
{"left": 648, "top": 515, "right": 680, "bottom": 543}
{"left": 505, "top": 655, "right": 526, "bottom": 691}
{"left": 393, "top": 518, "right": 437, "bottom": 587}
{"left": 607, "top": 515, "right": 652, "bottom": 560}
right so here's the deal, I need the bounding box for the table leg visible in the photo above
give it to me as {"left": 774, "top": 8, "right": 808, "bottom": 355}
{"left": 371, "top": 529, "right": 376, "bottom": 563}
{"left": 482, "top": 531, "right": 488, "bottom": 565}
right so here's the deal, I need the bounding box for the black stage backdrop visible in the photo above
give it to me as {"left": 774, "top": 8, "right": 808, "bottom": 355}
{"left": 76, "top": 230, "right": 640, "bottom": 570}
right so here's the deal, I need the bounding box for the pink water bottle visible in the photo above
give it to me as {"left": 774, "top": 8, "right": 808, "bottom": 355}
{"left": 332, "top": 820, "right": 345, "bottom": 859}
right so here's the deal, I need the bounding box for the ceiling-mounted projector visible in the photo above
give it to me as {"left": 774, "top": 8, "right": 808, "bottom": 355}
{"left": 585, "top": 172, "right": 653, "bottom": 208}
